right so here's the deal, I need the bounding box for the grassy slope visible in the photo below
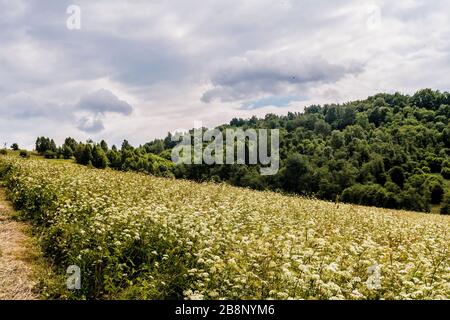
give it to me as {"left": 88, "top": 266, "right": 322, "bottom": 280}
{"left": 5, "top": 148, "right": 450, "bottom": 213}
{"left": 0, "top": 155, "right": 449, "bottom": 299}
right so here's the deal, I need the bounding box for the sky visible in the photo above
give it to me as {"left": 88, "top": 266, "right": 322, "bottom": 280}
{"left": 1, "top": 0, "right": 449, "bottom": 149}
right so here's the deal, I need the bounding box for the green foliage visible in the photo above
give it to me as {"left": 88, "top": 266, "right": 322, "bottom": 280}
{"left": 342, "top": 184, "right": 393, "bottom": 208}
{"left": 100, "top": 140, "right": 108, "bottom": 153}
{"left": 426, "top": 155, "right": 443, "bottom": 173}
{"left": 10, "top": 143, "right": 19, "bottom": 151}
{"left": 441, "top": 193, "right": 450, "bottom": 214}
{"left": 442, "top": 167, "right": 450, "bottom": 179}
{"left": 426, "top": 176, "right": 445, "bottom": 204}
{"left": 36, "top": 89, "right": 450, "bottom": 213}
{"left": 43, "top": 150, "right": 57, "bottom": 159}
{"left": 388, "top": 166, "right": 405, "bottom": 188}
{"left": 19, "top": 150, "right": 30, "bottom": 158}
{"left": 161, "top": 89, "right": 449, "bottom": 213}
{"left": 80, "top": 144, "right": 93, "bottom": 165}
{"left": 64, "top": 137, "right": 78, "bottom": 151}
{"left": 106, "top": 149, "right": 121, "bottom": 169}
{"left": 36, "top": 137, "right": 57, "bottom": 154}
{"left": 62, "top": 144, "right": 74, "bottom": 159}
{"left": 60, "top": 137, "right": 78, "bottom": 159}
{"left": 92, "top": 145, "right": 108, "bottom": 169}
{"left": 65, "top": 138, "right": 174, "bottom": 177}
{"left": 0, "top": 149, "right": 7, "bottom": 155}
{"left": 281, "top": 153, "right": 309, "bottom": 194}
{"left": 441, "top": 160, "right": 450, "bottom": 179}
{"left": 121, "top": 139, "right": 133, "bottom": 151}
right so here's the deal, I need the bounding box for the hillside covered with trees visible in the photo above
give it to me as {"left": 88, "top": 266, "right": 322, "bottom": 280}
{"left": 28, "top": 89, "right": 450, "bottom": 214}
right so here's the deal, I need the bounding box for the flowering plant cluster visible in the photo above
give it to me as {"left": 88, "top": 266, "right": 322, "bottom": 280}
{"left": 0, "top": 156, "right": 448, "bottom": 299}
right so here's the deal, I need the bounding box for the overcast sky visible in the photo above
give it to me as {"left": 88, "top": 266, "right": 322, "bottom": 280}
{"left": 1, "top": 0, "right": 449, "bottom": 149}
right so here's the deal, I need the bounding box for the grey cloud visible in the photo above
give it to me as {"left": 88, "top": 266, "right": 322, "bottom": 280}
{"left": 75, "top": 89, "right": 132, "bottom": 115}
{"left": 0, "top": 89, "right": 133, "bottom": 134}
{"left": 74, "top": 89, "right": 134, "bottom": 133}
{"left": 0, "top": 93, "right": 66, "bottom": 119}
{"left": 202, "top": 54, "right": 363, "bottom": 103}
{"left": 77, "top": 115, "right": 105, "bottom": 133}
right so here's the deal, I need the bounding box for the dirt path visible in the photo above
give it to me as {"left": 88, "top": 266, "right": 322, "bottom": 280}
{"left": 0, "top": 188, "right": 39, "bottom": 300}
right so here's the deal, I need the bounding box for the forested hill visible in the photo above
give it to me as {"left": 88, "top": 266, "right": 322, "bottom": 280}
{"left": 146, "top": 89, "right": 450, "bottom": 213}
{"left": 31, "top": 89, "right": 450, "bottom": 214}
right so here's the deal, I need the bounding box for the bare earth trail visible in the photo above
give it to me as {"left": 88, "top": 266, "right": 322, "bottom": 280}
{"left": 0, "top": 187, "right": 38, "bottom": 300}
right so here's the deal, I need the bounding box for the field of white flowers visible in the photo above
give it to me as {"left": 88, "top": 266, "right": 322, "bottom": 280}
{"left": 0, "top": 156, "right": 449, "bottom": 299}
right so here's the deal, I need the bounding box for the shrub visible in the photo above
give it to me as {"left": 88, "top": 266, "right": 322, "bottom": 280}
{"left": 0, "top": 149, "right": 7, "bottom": 155}
{"left": 43, "top": 150, "right": 57, "bottom": 159}
{"left": 422, "top": 166, "right": 431, "bottom": 174}
{"left": 441, "top": 194, "right": 450, "bottom": 214}
{"left": 426, "top": 156, "right": 443, "bottom": 173}
{"left": 341, "top": 184, "right": 391, "bottom": 208}
{"left": 425, "top": 176, "right": 445, "bottom": 204}
{"left": 441, "top": 167, "right": 450, "bottom": 179}
{"left": 19, "top": 150, "right": 30, "bottom": 158}
{"left": 62, "top": 144, "right": 74, "bottom": 159}
{"left": 388, "top": 166, "right": 405, "bottom": 188}
{"left": 91, "top": 146, "right": 108, "bottom": 169}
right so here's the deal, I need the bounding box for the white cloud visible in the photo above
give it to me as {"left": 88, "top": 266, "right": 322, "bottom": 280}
{"left": 0, "top": 0, "right": 449, "bottom": 148}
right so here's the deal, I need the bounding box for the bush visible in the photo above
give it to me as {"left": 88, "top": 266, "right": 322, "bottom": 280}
{"left": 19, "top": 150, "right": 30, "bottom": 158}
{"left": 399, "top": 188, "right": 430, "bottom": 212}
{"left": 422, "top": 166, "right": 431, "bottom": 174}
{"left": 91, "top": 146, "right": 108, "bottom": 169}
{"left": 441, "top": 194, "right": 450, "bottom": 214}
{"left": 341, "top": 184, "right": 391, "bottom": 208}
{"left": 425, "top": 176, "right": 445, "bottom": 204}
{"left": 62, "top": 144, "right": 74, "bottom": 159}
{"left": 0, "top": 149, "right": 7, "bottom": 155}
{"left": 388, "top": 166, "right": 405, "bottom": 188}
{"left": 441, "top": 167, "right": 450, "bottom": 179}
{"left": 43, "top": 150, "right": 57, "bottom": 159}
{"left": 425, "top": 156, "right": 443, "bottom": 173}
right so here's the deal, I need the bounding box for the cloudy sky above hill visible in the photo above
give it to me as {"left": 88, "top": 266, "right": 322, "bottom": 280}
{"left": 1, "top": 0, "right": 449, "bottom": 148}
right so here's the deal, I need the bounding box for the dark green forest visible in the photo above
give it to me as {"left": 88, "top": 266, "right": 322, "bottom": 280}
{"left": 29, "top": 89, "right": 450, "bottom": 214}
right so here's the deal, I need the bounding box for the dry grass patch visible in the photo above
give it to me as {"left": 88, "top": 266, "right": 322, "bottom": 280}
{"left": 0, "top": 188, "right": 40, "bottom": 300}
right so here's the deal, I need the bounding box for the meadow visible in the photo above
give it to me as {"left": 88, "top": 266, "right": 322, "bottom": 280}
{"left": 0, "top": 155, "right": 448, "bottom": 299}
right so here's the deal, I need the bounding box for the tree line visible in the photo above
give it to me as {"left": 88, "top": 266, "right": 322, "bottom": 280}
{"left": 30, "top": 89, "right": 450, "bottom": 214}
{"left": 34, "top": 136, "right": 174, "bottom": 177}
